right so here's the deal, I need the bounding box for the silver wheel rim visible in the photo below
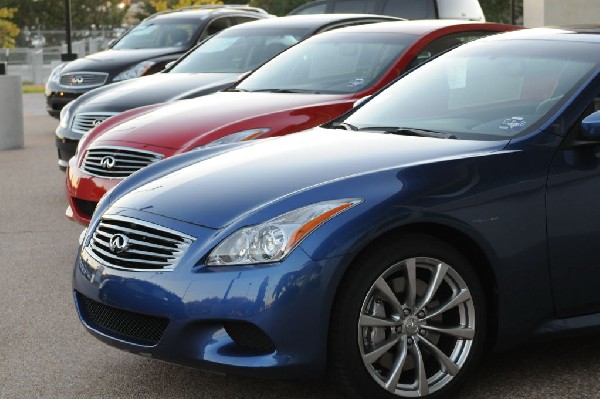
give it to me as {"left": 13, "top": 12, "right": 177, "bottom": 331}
{"left": 358, "top": 257, "right": 476, "bottom": 397}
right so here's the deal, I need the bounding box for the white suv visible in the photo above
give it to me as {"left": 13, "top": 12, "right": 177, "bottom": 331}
{"left": 290, "top": 0, "right": 485, "bottom": 21}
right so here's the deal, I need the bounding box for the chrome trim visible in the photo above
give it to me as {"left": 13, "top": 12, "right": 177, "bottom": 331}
{"left": 84, "top": 214, "right": 195, "bottom": 272}
{"left": 71, "top": 112, "right": 119, "bottom": 135}
{"left": 80, "top": 145, "right": 164, "bottom": 179}
{"left": 58, "top": 159, "right": 69, "bottom": 168}
{"left": 59, "top": 72, "right": 109, "bottom": 89}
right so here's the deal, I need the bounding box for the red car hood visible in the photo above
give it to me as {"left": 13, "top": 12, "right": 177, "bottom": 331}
{"left": 91, "top": 91, "right": 353, "bottom": 150}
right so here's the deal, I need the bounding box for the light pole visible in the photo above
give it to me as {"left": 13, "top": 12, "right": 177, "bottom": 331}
{"left": 62, "top": 0, "right": 77, "bottom": 61}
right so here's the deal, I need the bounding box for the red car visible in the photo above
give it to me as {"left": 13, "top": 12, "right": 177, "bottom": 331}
{"left": 67, "top": 20, "right": 519, "bottom": 225}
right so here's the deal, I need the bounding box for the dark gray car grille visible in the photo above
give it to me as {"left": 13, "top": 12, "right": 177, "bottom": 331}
{"left": 81, "top": 146, "right": 164, "bottom": 178}
{"left": 60, "top": 72, "right": 108, "bottom": 89}
{"left": 85, "top": 215, "right": 194, "bottom": 271}
{"left": 72, "top": 113, "right": 118, "bottom": 135}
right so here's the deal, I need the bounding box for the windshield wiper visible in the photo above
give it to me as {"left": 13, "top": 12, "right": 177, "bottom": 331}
{"left": 389, "top": 128, "right": 457, "bottom": 139}
{"left": 329, "top": 122, "right": 358, "bottom": 131}
{"left": 359, "top": 126, "right": 457, "bottom": 139}
{"left": 249, "top": 88, "right": 321, "bottom": 94}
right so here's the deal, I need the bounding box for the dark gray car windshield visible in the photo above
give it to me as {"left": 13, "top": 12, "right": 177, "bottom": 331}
{"left": 113, "top": 19, "right": 200, "bottom": 50}
{"left": 170, "top": 27, "right": 311, "bottom": 73}
{"left": 344, "top": 39, "right": 600, "bottom": 140}
{"left": 237, "top": 32, "right": 417, "bottom": 94}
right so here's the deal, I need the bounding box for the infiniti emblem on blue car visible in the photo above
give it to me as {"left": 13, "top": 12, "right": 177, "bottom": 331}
{"left": 109, "top": 234, "right": 130, "bottom": 254}
{"left": 100, "top": 156, "right": 116, "bottom": 169}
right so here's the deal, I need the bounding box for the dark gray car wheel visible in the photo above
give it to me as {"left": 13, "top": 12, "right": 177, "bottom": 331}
{"left": 330, "top": 233, "right": 487, "bottom": 398}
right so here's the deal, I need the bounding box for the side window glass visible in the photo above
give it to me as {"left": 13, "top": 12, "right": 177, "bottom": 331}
{"left": 200, "top": 17, "right": 233, "bottom": 41}
{"left": 406, "top": 31, "right": 492, "bottom": 70}
{"left": 383, "top": 0, "right": 435, "bottom": 19}
{"left": 293, "top": 2, "right": 327, "bottom": 14}
{"left": 332, "top": 0, "right": 377, "bottom": 13}
{"left": 235, "top": 17, "right": 259, "bottom": 25}
{"left": 566, "top": 92, "right": 600, "bottom": 141}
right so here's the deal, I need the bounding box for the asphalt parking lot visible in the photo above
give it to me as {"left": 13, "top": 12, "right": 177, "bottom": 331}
{"left": 1, "top": 93, "right": 599, "bottom": 398}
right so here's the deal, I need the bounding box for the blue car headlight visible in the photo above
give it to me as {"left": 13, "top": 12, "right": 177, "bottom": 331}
{"left": 113, "top": 60, "right": 156, "bottom": 82}
{"left": 207, "top": 199, "right": 362, "bottom": 266}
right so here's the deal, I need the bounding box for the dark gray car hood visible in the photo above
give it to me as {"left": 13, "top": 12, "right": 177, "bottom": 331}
{"left": 76, "top": 72, "right": 240, "bottom": 113}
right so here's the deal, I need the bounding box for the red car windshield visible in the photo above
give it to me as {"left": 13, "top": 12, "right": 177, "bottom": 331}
{"left": 236, "top": 32, "right": 417, "bottom": 94}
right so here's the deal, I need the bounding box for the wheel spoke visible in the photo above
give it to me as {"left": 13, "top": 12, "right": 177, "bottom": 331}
{"left": 384, "top": 338, "right": 408, "bottom": 392}
{"left": 411, "top": 340, "right": 429, "bottom": 396}
{"left": 415, "top": 262, "right": 448, "bottom": 313}
{"left": 419, "top": 335, "right": 460, "bottom": 376}
{"left": 405, "top": 258, "right": 417, "bottom": 310}
{"left": 374, "top": 277, "right": 402, "bottom": 311}
{"left": 359, "top": 314, "right": 397, "bottom": 328}
{"left": 424, "top": 288, "right": 471, "bottom": 320}
{"left": 422, "top": 325, "right": 475, "bottom": 340}
{"left": 363, "top": 334, "right": 400, "bottom": 364}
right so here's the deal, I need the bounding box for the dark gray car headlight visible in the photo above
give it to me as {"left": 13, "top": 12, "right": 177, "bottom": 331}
{"left": 113, "top": 60, "right": 156, "bottom": 82}
{"left": 206, "top": 199, "right": 361, "bottom": 266}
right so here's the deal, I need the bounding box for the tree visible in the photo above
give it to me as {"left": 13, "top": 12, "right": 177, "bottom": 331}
{"left": 3, "top": 0, "right": 129, "bottom": 30}
{"left": 479, "top": 0, "right": 522, "bottom": 24}
{"left": 0, "top": 7, "right": 20, "bottom": 48}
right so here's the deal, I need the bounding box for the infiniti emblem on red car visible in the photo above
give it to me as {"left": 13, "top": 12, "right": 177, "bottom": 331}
{"left": 109, "top": 234, "right": 130, "bottom": 254}
{"left": 100, "top": 156, "right": 116, "bottom": 169}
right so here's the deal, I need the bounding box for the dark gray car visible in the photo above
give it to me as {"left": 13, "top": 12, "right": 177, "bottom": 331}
{"left": 45, "top": 5, "right": 271, "bottom": 119}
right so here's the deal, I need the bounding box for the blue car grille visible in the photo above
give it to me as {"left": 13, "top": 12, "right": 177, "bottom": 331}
{"left": 81, "top": 146, "right": 164, "bottom": 179}
{"left": 85, "top": 215, "right": 194, "bottom": 272}
{"left": 76, "top": 292, "right": 168, "bottom": 346}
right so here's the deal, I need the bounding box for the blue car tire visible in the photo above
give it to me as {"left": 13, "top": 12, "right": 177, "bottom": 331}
{"left": 329, "top": 233, "right": 487, "bottom": 398}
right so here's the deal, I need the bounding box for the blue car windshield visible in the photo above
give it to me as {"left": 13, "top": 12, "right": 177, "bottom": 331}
{"left": 344, "top": 38, "right": 600, "bottom": 140}
{"left": 170, "top": 27, "right": 311, "bottom": 73}
{"left": 113, "top": 19, "right": 200, "bottom": 50}
{"left": 236, "top": 32, "right": 417, "bottom": 94}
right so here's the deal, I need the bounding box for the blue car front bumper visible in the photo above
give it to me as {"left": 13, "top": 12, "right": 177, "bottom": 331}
{"left": 73, "top": 213, "right": 349, "bottom": 378}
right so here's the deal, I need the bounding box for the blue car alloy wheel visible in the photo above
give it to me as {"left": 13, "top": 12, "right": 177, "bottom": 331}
{"left": 330, "top": 233, "right": 485, "bottom": 398}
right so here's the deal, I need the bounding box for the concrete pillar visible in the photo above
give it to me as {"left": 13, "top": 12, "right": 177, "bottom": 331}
{"left": 0, "top": 75, "right": 24, "bottom": 150}
{"left": 32, "top": 49, "right": 44, "bottom": 85}
{"left": 524, "top": 0, "right": 600, "bottom": 28}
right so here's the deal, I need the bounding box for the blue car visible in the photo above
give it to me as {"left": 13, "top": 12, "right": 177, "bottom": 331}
{"left": 73, "top": 27, "right": 600, "bottom": 398}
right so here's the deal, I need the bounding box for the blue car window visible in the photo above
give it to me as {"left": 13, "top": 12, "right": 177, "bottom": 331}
{"left": 345, "top": 39, "right": 600, "bottom": 140}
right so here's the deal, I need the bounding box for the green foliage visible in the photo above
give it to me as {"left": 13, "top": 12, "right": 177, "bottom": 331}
{"left": 2, "top": 0, "right": 128, "bottom": 30}
{"left": 0, "top": 7, "right": 20, "bottom": 47}
{"left": 480, "top": 0, "right": 523, "bottom": 24}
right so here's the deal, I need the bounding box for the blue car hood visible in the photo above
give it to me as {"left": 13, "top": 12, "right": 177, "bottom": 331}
{"left": 76, "top": 72, "right": 240, "bottom": 112}
{"left": 111, "top": 128, "right": 507, "bottom": 228}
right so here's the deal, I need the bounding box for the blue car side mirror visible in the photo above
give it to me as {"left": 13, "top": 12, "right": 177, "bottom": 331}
{"left": 581, "top": 110, "right": 600, "bottom": 141}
